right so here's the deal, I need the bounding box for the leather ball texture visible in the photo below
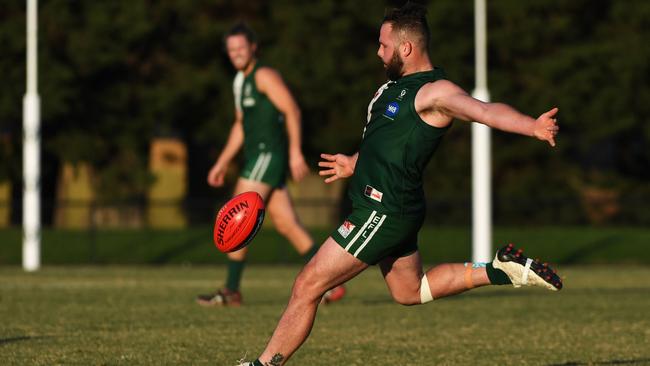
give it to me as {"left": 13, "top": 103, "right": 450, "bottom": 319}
{"left": 213, "top": 191, "right": 265, "bottom": 253}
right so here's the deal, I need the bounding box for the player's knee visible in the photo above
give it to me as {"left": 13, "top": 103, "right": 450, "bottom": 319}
{"left": 274, "top": 219, "right": 293, "bottom": 236}
{"left": 291, "top": 269, "right": 324, "bottom": 303}
{"left": 391, "top": 274, "right": 434, "bottom": 306}
{"left": 390, "top": 291, "right": 421, "bottom": 306}
{"left": 271, "top": 212, "right": 298, "bottom": 237}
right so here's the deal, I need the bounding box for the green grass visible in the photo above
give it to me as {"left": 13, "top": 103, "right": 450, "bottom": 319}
{"left": 1, "top": 265, "right": 649, "bottom": 365}
{"left": 1, "top": 226, "right": 649, "bottom": 265}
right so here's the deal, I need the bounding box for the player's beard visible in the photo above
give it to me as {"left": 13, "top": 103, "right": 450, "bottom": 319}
{"left": 234, "top": 56, "right": 253, "bottom": 72}
{"left": 385, "top": 50, "right": 404, "bottom": 81}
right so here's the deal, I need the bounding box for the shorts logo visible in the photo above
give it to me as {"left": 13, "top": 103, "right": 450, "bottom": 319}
{"left": 383, "top": 102, "right": 399, "bottom": 120}
{"left": 242, "top": 97, "right": 256, "bottom": 107}
{"left": 361, "top": 214, "right": 383, "bottom": 239}
{"left": 337, "top": 220, "right": 356, "bottom": 238}
{"left": 364, "top": 185, "right": 383, "bottom": 202}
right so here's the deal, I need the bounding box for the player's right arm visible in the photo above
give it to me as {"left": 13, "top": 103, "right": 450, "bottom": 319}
{"left": 318, "top": 152, "right": 359, "bottom": 183}
{"left": 416, "top": 80, "right": 559, "bottom": 147}
{"left": 207, "top": 109, "right": 244, "bottom": 187}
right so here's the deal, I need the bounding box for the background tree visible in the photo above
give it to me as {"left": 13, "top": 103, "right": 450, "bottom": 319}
{"left": 0, "top": 0, "right": 648, "bottom": 225}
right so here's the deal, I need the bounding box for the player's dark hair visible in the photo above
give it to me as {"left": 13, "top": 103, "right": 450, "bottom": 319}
{"left": 224, "top": 22, "right": 257, "bottom": 45}
{"left": 383, "top": 2, "right": 430, "bottom": 52}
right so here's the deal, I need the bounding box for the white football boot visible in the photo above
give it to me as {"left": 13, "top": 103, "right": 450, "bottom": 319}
{"left": 492, "top": 243, "right": 563, "bottom": 291}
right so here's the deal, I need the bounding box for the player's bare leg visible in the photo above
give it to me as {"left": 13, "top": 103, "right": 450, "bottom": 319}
{"left": 256, "top": 238, "right": 368, "bottom": 365}
{"left": 267, "top": 188, "right": 347, "bottom": 304}
{"left": 380, "top": 244, "right": 562, "bottom": 306}
{"left": 266, "top": 188, "right": 313, "bottom": 255}
{"left": 379, "top": 251, "right": 492, "bottom": 305}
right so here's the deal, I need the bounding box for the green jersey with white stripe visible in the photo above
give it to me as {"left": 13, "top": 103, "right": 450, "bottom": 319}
{"left": 233, "top": 63, "right": 288, "bottom": 160}
{"left": 348, "top": 69, "right": 450, "bottom": 218}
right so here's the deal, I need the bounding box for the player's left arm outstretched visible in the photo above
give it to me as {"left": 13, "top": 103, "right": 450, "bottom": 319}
{"left": 256, "top": 67, "right": 310, "bottom": 182}
{"left": 416, "top": 80, "right": 560, "bottom": 146}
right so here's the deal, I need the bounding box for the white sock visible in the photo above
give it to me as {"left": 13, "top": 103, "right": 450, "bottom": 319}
{"left": 420, "top": 274, "right": 434, "bottom": 304}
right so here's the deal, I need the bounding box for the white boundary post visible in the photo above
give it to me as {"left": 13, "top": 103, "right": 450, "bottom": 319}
{"left": 471, "top": 0, "right": 492, "bottom": 263}
{"left": 23, "top": 0, "right": 41, "bottom": 271}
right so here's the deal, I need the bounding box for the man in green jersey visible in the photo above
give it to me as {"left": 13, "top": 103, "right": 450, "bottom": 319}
{"left": 239, "top": 4, "right": 561, "bottom": 365}
{"left": 197, "top": 23, "right": 345, "bottom": 307}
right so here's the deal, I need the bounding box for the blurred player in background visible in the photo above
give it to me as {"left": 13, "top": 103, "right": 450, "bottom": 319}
{"left": 239, "top": 3, "right": 561, "bottom": 365}
{"left": 197, "top": 23, "right": 345, "bottom": 307}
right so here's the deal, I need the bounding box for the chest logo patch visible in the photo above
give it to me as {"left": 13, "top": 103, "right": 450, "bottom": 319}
{"left": 383, "top": 102, "right": 400, "bottom": 120}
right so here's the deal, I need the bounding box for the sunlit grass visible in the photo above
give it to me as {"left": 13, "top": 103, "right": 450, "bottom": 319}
{"left": 1, "top": 265, "right": 649, "bottom": 365}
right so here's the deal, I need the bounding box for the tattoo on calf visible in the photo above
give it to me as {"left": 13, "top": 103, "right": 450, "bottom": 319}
{"left": 266, "top": 353, "right": 284, "bottom": 366}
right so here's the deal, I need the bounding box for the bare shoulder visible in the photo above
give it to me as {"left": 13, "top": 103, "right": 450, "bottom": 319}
{"left": 255, "top": 66, "right": 283, "bottom": 84}
{"left": 254, "top": 67, "right": 286, "bottom": 94}
{"left": 416, "top": 79, "right": 461, "bottom": 112}
{"left": 416, "top": 79, "right": 464, "bottom": 101}
{"left": 415, "top": 80, "right": 468, "bottom": 128}
{"left": 417, "top": 80, "right": 471, "bottom": 111}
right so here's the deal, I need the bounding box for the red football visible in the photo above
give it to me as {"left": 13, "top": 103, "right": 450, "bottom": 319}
{"left": 213, "top": 191, "right": 265, "bottom": 253}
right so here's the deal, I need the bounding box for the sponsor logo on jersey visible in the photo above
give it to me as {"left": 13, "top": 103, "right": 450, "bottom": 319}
{"left": 383, "top": 102, "right": 399, "bottom": 120}
{"left": 337, "top": 220, "right": 356, "bottom": 238}
{"left": 364, "top": 185, "right": 383, "bottom": 202}
{"left": 397, "top": 89, "right": 408, "bottom": 100}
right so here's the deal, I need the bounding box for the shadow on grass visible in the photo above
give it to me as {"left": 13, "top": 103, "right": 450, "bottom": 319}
{"left": 561, "top": 236, "right": 618, "bottom": 264}
{"left": 441, "top": 289, "right": 531, "bottom": 300}
{"left": 548, "top": 359, "right": 650, "bottom": 365}
{"left": 358, "top": 289, "right": 533, "bottom": 305}
{"left": 358, "top": 285, "right": 650, "bottom": 306}
{"left": 360, "top": 297, "right": 396, "bottom": 305}
{"left": 0, "top": 335, "right": 48, "bottom": 346}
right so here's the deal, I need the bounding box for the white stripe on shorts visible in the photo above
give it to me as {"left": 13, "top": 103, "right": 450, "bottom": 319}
{"left": 249, "top": 153, "right": 266, "bottom": 181}
{"left": 353, "top": 214, "right": 386, "bottom": 258}
{"left": 344, "top": 211, "right": 376, "bottom": 251}
{"left": 253, "top": 152, "right": 272, "bottom": 181}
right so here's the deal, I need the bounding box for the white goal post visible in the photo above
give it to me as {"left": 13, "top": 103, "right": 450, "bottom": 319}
{"left": 472, "top": 0, "right": 492, "bottom": 263}
{"left": 23, "top": 0, "right": 41, "bottom": 271}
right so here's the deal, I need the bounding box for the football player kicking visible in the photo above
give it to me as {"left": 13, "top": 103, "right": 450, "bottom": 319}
{"left": 238, "top": 3, "right": 562, "bottom": 365}
{"left": 197, "top": 23, "right": 345, "bottom": 307}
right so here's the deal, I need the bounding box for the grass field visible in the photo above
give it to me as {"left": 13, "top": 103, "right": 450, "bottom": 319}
{"left": 2, "top": 264, "right": 650, "bottom": 365}
{"left": 2, "top": 226, "right": 650, "bottom": 265}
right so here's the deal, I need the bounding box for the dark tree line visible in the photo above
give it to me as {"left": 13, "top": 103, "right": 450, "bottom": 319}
{"left": 0, "top": 0, "right": 648, "bottom": 225}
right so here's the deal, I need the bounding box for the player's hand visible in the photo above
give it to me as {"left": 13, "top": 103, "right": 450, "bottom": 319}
{"left": 207, "top": 162, "right": 227, "bottom": 187}
{"left": 533, "top": 107, "right": 559, "bottom": 147}
{"left": 319, "top": 153, "right": 356, "bottom": 183}
{"left": 289, "top": 150, "right": 309, "bottom": 182}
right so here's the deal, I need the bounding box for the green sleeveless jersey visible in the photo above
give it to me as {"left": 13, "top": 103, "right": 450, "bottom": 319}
{"left": 348, "top": 69, "right": 450, "bottom": 218}
{"left": 233, "top": 63, "right": 287, "bottom": 159}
